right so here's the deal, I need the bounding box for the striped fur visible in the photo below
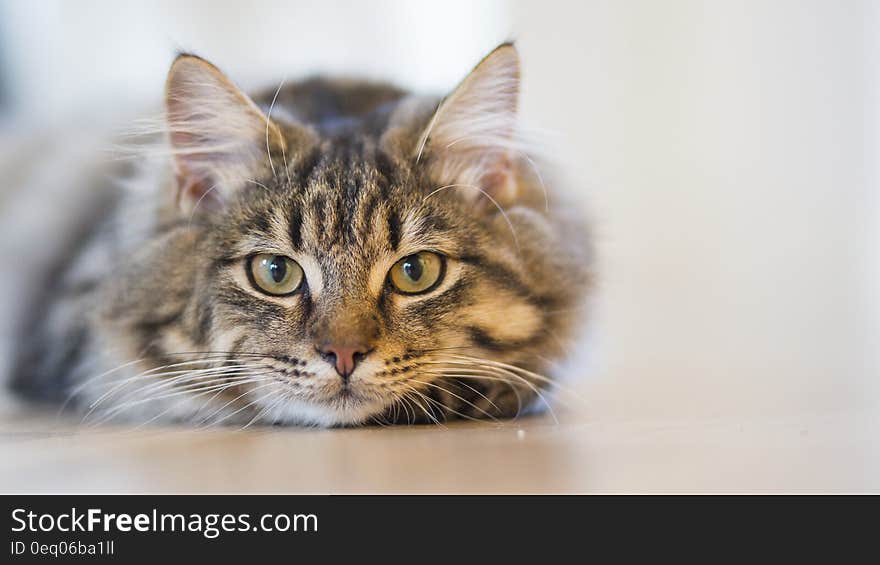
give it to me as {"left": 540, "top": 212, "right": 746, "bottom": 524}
{"left": 8, "top": 44, "right": 592, "bottom": 426}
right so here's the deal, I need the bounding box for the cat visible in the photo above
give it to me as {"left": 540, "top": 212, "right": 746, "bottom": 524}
{"left": 8, "top": 43, "right": 592, "bottom": 426}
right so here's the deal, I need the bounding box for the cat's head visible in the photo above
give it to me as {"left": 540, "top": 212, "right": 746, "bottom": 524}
{"left": 110, "top": 44, "right": 589, "bottom": 426}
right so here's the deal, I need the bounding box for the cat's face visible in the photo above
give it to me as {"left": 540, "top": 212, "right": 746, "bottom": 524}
{"left": 195, "top": 153, "right": 551, "bottom": 425}
{"left": 100, "top": 44, "right": 588, "bottom": 426}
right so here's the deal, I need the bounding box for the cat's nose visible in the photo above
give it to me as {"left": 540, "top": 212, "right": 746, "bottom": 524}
{"left": 316, "top": 343, "right": 371, "bottom": 380}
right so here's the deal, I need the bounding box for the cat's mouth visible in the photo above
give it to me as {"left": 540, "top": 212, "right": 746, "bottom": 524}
{"left": 307, "top": 379, "right": 373, "bottom": 407}
{"left": 302, "top": 385, "right": 389, "bottom": 426}
{"left": 331, "top": 386, "right": 359, "bottom": 401}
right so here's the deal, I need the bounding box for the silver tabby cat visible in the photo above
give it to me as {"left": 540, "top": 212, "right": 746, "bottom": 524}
{"left": 10, "top": 43, "right": 592, "bottom": 426}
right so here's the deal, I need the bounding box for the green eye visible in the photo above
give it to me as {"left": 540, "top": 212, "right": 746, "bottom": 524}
{"left": 248, "top": 254, "right": 304, "bottom": 296}
{"left": 388, "top": 252, "right": 445, "bottom": 295}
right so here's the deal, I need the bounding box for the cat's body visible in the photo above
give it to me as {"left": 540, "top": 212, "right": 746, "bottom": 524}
{"left": 8, "top": 45, "right": 592, "bottom": 426}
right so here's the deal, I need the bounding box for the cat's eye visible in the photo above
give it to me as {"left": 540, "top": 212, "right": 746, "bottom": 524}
{"left": 247, "top": 254, "right": 304, "bottom": 296}
{"left": 388, "top": 252, "right": 445, "bottom": 295}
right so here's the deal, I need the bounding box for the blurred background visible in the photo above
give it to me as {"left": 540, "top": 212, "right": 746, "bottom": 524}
{"left": 0, "top": 0, "right": 877, "bottom": 491}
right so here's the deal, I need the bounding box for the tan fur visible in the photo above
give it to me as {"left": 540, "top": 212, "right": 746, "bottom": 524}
{"left": 10, "top": 44, "right": 593, "bottom": 427}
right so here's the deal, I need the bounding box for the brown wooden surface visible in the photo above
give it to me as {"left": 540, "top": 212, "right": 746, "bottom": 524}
{"left": 1, "top": 396, "right": 876, "bottom": 493}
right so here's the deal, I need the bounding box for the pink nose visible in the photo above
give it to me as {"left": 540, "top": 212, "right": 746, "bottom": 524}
{"left": 317, "top": 344, "right": 371, "bottom": 379}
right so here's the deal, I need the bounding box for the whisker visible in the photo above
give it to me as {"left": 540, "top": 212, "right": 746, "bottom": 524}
{"left": 425, "top": 371, "right": 524, "bottom": 417}
{"left": 60, "top": 357, "right": 149, "bottom": 414}
{"left": 423, "top": 183, "right": 520, "bottom": 252}
{"left": 83, "top": 362, "right": 269, "bottom": 418}
{"left": 404, "top": 381, "right": 483, "bottom": 423}
{"left": 131, "top": 374, "right": 278, "bottom": 430}
{"left": 94, "top": 366, "right": 273, "bottom": 411}
{"left": 245, "top": 179, "right": 272, "bottom": 192}
{"left": 414, "top": 100, "right": 443, "bottom": 164}
{"left": 396, "top": 391, "right": 415, "bottom": 425}
{"left": 139, "top": 378, "right": 280, "bottom": 430}
{"left": 188, "top": 182, "right": 220, "bottom": 224}
{"left": 397, "top": 384, "right": 444, "bottom": 426}
{"left": 423, "top": 363, "right": 560, "bottom": 424}
{"left": 408, "top": 378, "right": 498, "bottom": 421}
{"left": 196, "top": 380, "right": 281, "bottom": 427}
{"left": 435, "top": 355, "right": 586, "bottom": 404}
{"left": 89, "top": 362, "right": 268, "bottom": 396}
{"left": 425, "top": 355, "right": 567, "bottom": 389}
{"left": 270, "top": 390, "right": 292, "bottom": 427}
{"left": 450, "top": 378, "right": 504, "bottom": 415}
{"left": 240, "top": 390, "right": 290, "bottom": 430}
{"left": 521, "top": 152, "right": 550, "bottom": 213}
{"left": 86, "top": 374, "right": 276, "bottom": 426}
{"left": 265, "top": 80, "right": 284, "bottom": 182}
{"left": 73, "top": 354, "right": 265, "bottom": 399}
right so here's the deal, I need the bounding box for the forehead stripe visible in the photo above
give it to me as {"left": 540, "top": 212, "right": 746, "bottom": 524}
{"left": 288, "top": 205, "right": 303, "bottom": 249}
{"left": 294, "top": 149, "right": 321, "bottom": 186}
{"left": 386, "top": 208, "right": 401, "bottom": 250}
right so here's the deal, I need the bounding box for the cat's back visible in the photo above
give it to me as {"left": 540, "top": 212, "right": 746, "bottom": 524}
{"left": 254, "top": 77, "right": 411, "bottom": 137}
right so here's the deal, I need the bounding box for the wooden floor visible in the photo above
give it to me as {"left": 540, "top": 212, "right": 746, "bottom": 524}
{"left": 1, "top": 395, "right": 876, "bottom": 493}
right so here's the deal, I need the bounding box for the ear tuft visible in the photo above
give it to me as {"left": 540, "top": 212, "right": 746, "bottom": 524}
{"left": 165, "top": 55, "right": 285, "bottom": 213}
{"left": 416, "top": 43, "right": 522, "bottom": 206}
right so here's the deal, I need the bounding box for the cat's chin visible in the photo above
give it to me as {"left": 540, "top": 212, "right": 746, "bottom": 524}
{"left": 270, "top": 395, "right": 388, "bottom": 428}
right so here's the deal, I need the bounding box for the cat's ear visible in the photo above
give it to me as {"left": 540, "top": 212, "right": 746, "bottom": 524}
{"left": 165, "top": 54, "right": 286, "bottom": 213}
{"left": 416, "top": 43, "right": 522, "bottom": 206}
